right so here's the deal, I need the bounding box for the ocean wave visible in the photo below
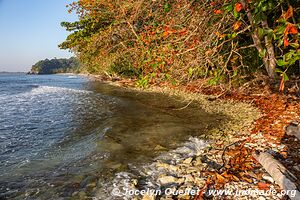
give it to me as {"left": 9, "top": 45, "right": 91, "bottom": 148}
{"left": 67, "top": 75, "right": 77, "bottom": 78}
{"left": 28, "top": 85, "right": 92, "bottom": 95}
{"left": 0, "top": 85, "right": 92, "bottom": 102}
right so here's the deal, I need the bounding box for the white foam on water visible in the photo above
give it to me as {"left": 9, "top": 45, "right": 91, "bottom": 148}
{"left": 28, "top": 85, "right": 92, "bottom": 96}
{"left": 96, "top": 137, "right": 209, "bottom": 199}
{"left": 67, "top": 75, "right": 77, "bottom": 78}
{"left": 0, "top": 86, "right": 92, "bottom": 103}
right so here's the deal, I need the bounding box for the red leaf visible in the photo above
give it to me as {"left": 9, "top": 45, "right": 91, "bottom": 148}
{"left": 213, "top": 9, "right": 222, "bottom": 14}
{"left": 290, "top": 25, "right": 298, "bottom": 35}
{"left": 284, "top": 38, "right": 289, "bottom": 47}
{"left": 284, "top": 6, "right": 293, "bottom": 20}
{"left": 258, "top": 182, "right": 270, "bottom": 190}
{"left": 284, "top": 23, "right": 298, "bottom": 36}
{"left": 235, "top": 3, "right": 243, "bottom": 12}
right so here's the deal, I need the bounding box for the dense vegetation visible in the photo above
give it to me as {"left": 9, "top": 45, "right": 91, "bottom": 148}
{"left": 60, "top": 0, "right": 300, "bottom": 89}
{"left": 30, "top": 57, "right": 80, "bottom": 74}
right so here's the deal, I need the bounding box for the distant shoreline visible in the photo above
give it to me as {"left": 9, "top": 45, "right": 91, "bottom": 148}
{"left": 0, "top": 71, "right": 26, "bottom": 73}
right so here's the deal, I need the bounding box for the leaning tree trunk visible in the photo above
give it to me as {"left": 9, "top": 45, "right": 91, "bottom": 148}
{"left": 240, "top": 0, "right": 277, "bottom": 79}
{"left": 262, "top": 20, "right": 277, "bottom": 79}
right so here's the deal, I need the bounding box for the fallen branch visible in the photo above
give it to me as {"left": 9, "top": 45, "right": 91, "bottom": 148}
{"left": 253, "top": 151, "right": 300, "bottom": 200}
{"left": 172, "top": 100, "right": 193, "bottom": 110}
{"left": 219, "top": 140, "right": 246, "bottom": 170}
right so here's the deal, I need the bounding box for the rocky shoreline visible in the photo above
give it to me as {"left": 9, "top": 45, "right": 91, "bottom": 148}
{"left": 83, "top": 74, "right": 300, "bottom": 200}
{"left": 105, "top": 134, "right": 287, "bottom": 200}
{"left": 103, "top": 87, "right": 286, "bottom": 200}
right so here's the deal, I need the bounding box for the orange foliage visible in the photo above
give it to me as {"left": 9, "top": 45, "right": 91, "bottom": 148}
{"left": 258, "top": 182, "right": 271, "bottom": 190}
{"left": 163, "top": 27, "right": 177, "bottom": 38}
{"left": 284, "top": 38, "right": 289, "bottom": 47}
{"left": 233, "top": 21, "right": 242, "bottom": 31}
{"left": 289, "top": 26, "right": 298, "bottom": 35}
{"left": 213, "top": 9, "right": 222, "bottom": 14}
{"left": 235, "top": 3, "right": 243, "bottom": 12}
{"left": 284, "top": 6, "right": 293, "bottom": 20}
{"left": 284, "top": 23, "right": 298, "bottom": 36}
{"left": 210, "top": 2, "right": 217, "bottom": 6}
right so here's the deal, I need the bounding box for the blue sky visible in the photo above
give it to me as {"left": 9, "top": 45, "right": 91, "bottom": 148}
{"left": 0, "top": 0, "right": 78, "bottom": 72}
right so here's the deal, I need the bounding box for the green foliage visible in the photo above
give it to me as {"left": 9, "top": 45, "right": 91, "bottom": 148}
{"left": 136, "top": 75, "right": 149, "bottom": 88}
{"left": 164, "top": 3, "right": 172, "bottom": 13}
{"left": 59, "top": 15, "right": 113, "bottom": 51}
{"left": 109, "top": 54, "right": 141, "bottom": 77}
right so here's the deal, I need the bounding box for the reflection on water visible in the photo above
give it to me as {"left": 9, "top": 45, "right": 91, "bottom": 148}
{"left": 0, "top": 74, "right": 227, "bottom": 199}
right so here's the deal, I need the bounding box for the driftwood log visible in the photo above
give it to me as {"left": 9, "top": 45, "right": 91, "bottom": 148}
{"left": 253, "top": 151, "right": 300, "bottom": 200}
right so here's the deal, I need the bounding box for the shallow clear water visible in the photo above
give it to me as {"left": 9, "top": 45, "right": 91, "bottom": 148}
{"left": 0, "top": 73, "right": 226, "bottom": 199}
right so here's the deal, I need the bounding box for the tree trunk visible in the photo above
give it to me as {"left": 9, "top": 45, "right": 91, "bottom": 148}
{"left": 262, "top": 20, "right": 277, "bottom": 79}
{"left": 240, "top": 0, "right": 277, "bottom": 79}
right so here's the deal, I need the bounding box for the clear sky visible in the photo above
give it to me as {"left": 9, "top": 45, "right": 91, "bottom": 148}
{"left": 0, "top": 0, "right": 78, "bottom": 72}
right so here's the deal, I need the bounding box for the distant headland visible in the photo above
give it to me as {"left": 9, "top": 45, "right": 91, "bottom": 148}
{"left": 28, "top": 57, "right": 80, "bottom": 74}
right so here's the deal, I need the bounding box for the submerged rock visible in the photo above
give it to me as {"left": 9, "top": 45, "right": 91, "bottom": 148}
{"left": 77, "top": 191, "right": 87, "bottom": 199}
{"left": 158, "top": 175, "right": 178, "bottom": 185}
{"left": 154, "top": 145, "right": 167, "bottom": 151}
{"left": 156, "top": 162, "right": 178, "bottom": 171}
